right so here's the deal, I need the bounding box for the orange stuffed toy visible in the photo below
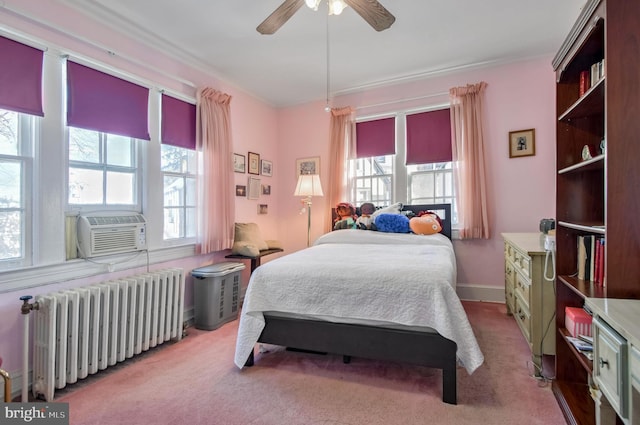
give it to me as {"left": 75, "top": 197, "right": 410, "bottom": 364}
{"left": 409, "top": 211, "right": 443, "bottom": 235}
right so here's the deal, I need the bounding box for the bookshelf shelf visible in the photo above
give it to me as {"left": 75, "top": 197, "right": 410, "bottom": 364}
{"left": 558, "top": 275, "right": 606, "bottom": 299}
{"left": 558, "top": 154, "right": 604, "bottom": 174}
{"left": 557, "top": 221, "right": 605, "bottom": 234}
{"left": 560, "top": 328, "right": 594, "bottom": 373}
{"left": 558, "top": 77, "right": 605, "bottom": 122}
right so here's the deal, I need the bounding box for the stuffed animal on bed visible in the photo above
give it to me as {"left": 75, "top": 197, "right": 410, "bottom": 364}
{"left": 355, "top": 202, "right": 376, "bottom": 230}
{"left": 374, "top": 213, "right": 411, "bottom": 233}
{"left": 334, "top": 202, "right": 357, "bottom": 230}
{"left": 409, "top": 211, "right": 443, "bottom": 235}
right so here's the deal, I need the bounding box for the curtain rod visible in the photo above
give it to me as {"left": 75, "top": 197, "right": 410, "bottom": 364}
{"left": 355, "top": 91, "right": 449, "bottom": 111}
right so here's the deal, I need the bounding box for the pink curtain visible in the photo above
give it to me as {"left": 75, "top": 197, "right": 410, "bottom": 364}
{"left": 325, "top": 106, "right": 355, "bottom": 232}
{"left": 196, "top": 88, "right": 235, "bottom": 253}
{"left": 450, "top": 82, "right": 490, "bottom": 239}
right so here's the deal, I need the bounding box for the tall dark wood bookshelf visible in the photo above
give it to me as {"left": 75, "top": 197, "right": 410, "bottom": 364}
{"left": 552, "top": 0, "right": 640, "bottom": 424}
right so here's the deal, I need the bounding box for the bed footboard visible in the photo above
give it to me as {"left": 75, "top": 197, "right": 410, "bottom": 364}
{"left": 245, "top": 314, "right": 458, "bottom": 404}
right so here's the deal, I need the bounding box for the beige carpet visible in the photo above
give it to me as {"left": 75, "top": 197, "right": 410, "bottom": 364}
{"left": 55, "top": 301, "right": 565, "bottom": 425}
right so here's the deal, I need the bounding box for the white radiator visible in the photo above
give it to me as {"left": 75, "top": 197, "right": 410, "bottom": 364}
{"left": 32, "top": 268, "right": 185, "bottom": 401}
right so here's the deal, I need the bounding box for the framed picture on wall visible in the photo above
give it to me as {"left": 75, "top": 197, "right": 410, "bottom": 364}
{"left": 261, "top": 159, "right": 273, "bottom": 176}
{"left": 296, "top": 156, "right": 320, "bottom": 177}
{"left": 233, "top": 153, "right": 245, "bottom": 173}
{"left": 248, "top": 176, "right": 260, "bottom": 199}
{"left": 508, "top": 129, "right": 536, "bottom": 158}
{"left": 248, "top": 152, "right": 260, "bottom": 175}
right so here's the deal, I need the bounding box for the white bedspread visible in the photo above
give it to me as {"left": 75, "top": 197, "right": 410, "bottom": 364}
{"left": 234, "top": 230, "right": 484, "bottom": 374}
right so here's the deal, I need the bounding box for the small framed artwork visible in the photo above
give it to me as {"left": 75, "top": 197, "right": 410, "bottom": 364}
{"left": 296, "top": 156, "right": 320, "bottom": 177}
{"left": 258, "top": 204, "right": 268, "bottom": 214}
{"left": 261, "top": 184, "right": 271, "bottom": 195}
{"left": 233, "top": 153, "right": 245, "bottom": 173}
{"left": 261, "top": 159, "right": 273, "bottom": 176}
{"left": 248, "top": 152, "right": 260, "bottom": 175}
{"left": 235, "top": 185, "right": 246, "bottom": 197}
{"left": 509, "top": 129, "right": 535, "bottom": 158}
{"left": 248, "top": 176, "right": 260, "bottom": 200}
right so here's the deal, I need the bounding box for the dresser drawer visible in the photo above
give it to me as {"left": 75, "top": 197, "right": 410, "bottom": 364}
{"left": 593, "top": 316, "right": 628, "bottom": 419}
{"left": 514, "top": 295, "right": 531, "bottom": 344}
{"left": 512, "top": 250, "right": 531, "bottom": 278}
{"left": 505, "top": 277, "right": 515, "bottom": 313}
{"left": 514, "top": 270, "right": 531, "bottom": 311}
{"left": 505, "top": 243, "right": 515, "bottom": 262}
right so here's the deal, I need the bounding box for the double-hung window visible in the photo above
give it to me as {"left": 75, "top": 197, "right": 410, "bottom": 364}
{"left": 350, "top": 107, "right": 458, "bottom": 225}
{"left": 160, "top": 94, "right": 197, "bottom": 240}
{"left": 161, "top": 145, "right": 196, "bottom": 239}
{"left": 0, "top": 35, "right": 44, "bottom": 268}
{"left": 0, "top": 109, "right": 36, "bottom": 266}
{"left": 350, "top": 117, "right": 395, "bottom": 206}
{"left": 65, "top": 60, "right": 149, "bottom": 211}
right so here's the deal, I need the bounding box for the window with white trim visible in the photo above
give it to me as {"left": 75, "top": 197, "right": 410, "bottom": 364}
{"left": 349, "top": 108, "right": 458, "bottom": 225}
{"left": 161, "top": 144, "right": 196, "bottom": 240}
{"left": 0, "top": 108, "right": 35, "bottom": 266}
{"left": 68, "top": 127, "right": 139, "bottom": 207}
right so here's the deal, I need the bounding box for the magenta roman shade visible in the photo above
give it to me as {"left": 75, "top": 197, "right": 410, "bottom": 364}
{"left": 67, "top": 61, "right": 150, "bottom": 140}
{"left": 0, "top": 36, "right": 44, "bottom": 116}
{"left": 161, "top": 94, "right": 196, "bottom": 150}
{"left": 355, "top": 117, "right": 395, "bottom": 158}
{"left": 406, "top": 109, "right": 452, "bottom": 165}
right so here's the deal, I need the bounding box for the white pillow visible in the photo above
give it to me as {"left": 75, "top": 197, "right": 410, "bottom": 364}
{"left": 371, "top": 202, "right": 403, "bottom": 218}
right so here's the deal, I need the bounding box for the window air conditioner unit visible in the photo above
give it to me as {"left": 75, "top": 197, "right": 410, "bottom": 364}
{"left": 77, "top": 212, "right": 147, "bottom": 258}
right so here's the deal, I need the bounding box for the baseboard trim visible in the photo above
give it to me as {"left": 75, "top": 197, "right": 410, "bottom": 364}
{"left": 457, "top": 284, "right": 505, "bottom": 304}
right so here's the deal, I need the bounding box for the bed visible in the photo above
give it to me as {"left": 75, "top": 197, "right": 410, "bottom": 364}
{"left": 234, "top": 204, "right": 484, "bottom": 404}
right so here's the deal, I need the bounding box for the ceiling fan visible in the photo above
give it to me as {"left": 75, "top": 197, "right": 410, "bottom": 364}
{"left": 257, "top": 0, "right": 395, "bottom": 35}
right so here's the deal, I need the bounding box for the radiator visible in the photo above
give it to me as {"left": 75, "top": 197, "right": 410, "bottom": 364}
{"left": 32, "top": 268, "right": 185, "bottom": 401}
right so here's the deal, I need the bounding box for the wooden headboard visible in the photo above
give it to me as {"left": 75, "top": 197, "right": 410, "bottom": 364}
{"left": 331, "top": 203, "right": 453, "bottom": 240}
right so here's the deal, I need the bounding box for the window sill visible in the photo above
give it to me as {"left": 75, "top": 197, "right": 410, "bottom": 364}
{"left": 0, "top": 244, "right": 196, "bottom": 294}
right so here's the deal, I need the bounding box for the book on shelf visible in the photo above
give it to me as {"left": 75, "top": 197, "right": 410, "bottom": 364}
{"left": 566, "top": 335, "right": 593, "bottom": 352}
{"left": 579, "top": 70, "right": 590, "bottom": 96}
{"left": 577, "top": 235, "right": 605, "bottom": 284}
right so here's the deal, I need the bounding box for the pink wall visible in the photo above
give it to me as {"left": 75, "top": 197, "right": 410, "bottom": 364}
{"left": 276, "top": 57, "right": 557, "bottom": 290}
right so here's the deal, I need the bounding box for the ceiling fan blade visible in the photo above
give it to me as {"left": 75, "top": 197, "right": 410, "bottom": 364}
{"left": 343, "top": 0, "right": 395, "bottom": 32}
{"left": 257, "top": 0, "right": 305, "bottom": 35}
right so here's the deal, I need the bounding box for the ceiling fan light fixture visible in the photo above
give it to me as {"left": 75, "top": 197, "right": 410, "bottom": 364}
{"left": 328, "top": 0, "right": 347, "bottom": 15}
{"left": 305, "top": 0, "right": 322, "bottom": 11}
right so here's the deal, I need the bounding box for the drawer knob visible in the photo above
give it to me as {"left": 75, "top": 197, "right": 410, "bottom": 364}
{"left": 599, "top": 357, "right": 609, "bottom": 369}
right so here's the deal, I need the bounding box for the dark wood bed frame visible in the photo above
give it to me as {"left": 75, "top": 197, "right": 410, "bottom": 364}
{"left": 244, "top": 203, "right": 458, "bottom": 404}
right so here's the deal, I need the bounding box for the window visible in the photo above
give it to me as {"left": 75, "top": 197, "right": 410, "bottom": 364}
{"left": 350, "top": 155, "right": 394, "bottom": 206}
{"left": 68, "top": 127, "right": 139, "bottom": 207}
{"left": 0, "top": 109, "right": 35, "bottom": 265}
{"left": 161, "top": 144, "right": 196, "bottom": 240}
{"left": 407, "top": 162, "right": 456, "bottom": 223}
{"left": 349, "top": 108, "right": 458, "bottom": 225}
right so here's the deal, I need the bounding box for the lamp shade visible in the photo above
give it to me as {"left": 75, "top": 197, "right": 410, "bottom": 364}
{"left": 294, "top": 174, "right": 324, "bottom": 197}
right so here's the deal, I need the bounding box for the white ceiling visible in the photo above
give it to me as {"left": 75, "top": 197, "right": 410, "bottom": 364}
{"left": 62, "top": 0, "right": 586, "bottom": 108}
